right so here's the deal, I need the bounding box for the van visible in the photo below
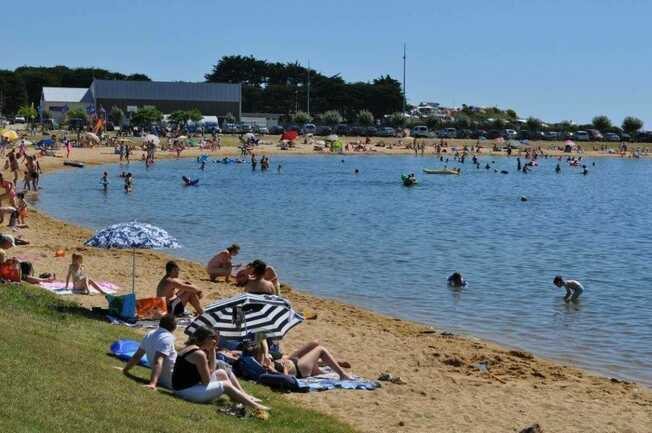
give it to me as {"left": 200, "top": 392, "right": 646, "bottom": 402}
{"left": 587, "top": 129, "right": 604, "bottom": 141}
{"left": 575, "top": 131, "right": 590, "bottom": 141}
{"left": 301, "top": 123, "right": 317, "bottom": 135}
{"left": 411, "top": 125, "right": 430, "bottom": 138}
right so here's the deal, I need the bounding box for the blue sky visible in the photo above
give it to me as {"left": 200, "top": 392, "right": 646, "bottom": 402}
{"left": 2, "top": 0, "right": 650, "bottom": 126}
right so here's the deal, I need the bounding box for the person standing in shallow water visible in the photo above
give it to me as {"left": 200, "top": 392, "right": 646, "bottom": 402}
{"left": 553, "top": 276, "right": 584, "bottom": 302}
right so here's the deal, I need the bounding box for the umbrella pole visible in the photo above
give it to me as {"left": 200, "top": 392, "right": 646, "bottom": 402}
{"left": 131, "top": 248, "right": 136, "bottom": 295}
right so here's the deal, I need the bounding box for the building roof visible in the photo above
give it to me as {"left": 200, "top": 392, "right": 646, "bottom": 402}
{"left": 91, "top": 79, "right": 241, "bottom": 102}
{"left": 42, "top": 87, "right": 92, "bottom": 103}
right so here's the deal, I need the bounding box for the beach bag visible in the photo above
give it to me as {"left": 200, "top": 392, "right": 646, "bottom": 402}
{"left": 136, "top": 297, "right": 167, "bottom": 320}
{"left": 106, "top": 293, "right": 137, "bottom": 321}
{"left": 258, "top": 373, "right": 302, "bottom": 392}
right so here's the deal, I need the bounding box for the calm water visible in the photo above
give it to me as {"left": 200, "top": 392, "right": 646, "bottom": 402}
{"left": 35, "top": 155, "right": 652, "bottom": 386}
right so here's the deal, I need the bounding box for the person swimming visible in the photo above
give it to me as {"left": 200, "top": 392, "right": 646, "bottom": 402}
{"left": 582, "top": 165, "right": 588, "bottom": 175}
{"left": 354, "top": 169, "right": 359, "bottom": 174}
{"left": 553, "top": 276, "right": 583, "bottom": 302}
{"left": 447, "top": 272, "right": 466, "bottom": 288}
{"left": 182, "top": 176, "right": 198, "bottom": 186}
{"left": 555, "top": 163, "right": 561, "bottom": 173}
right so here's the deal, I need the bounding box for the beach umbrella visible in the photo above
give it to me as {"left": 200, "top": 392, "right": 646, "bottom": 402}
{"left": 85, "top": 222, "right": 181, "bottom": 294}
{"left": 144, "top": 134, "right": 160, "bottom": 146}
{"left": 2, "top": 130, "right": 18, "bottom": 142}
{"left": 186, "top": 293, "right": 304, "bottom": 340}
{"left": 564, "top": 139, "right": 576, "bottom": 147}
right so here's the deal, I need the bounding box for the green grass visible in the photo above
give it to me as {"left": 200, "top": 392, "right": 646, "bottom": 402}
{"left": 0, "top": 284, "right": 356, "bottom": 433}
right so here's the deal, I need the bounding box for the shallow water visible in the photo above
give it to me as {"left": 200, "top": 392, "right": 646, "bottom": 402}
{"left": 36, "top": 154, "right": 652, "bottom": 386}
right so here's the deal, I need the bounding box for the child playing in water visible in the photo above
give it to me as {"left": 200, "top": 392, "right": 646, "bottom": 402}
{"left": 101, "top": 172, "right": 108, "bottom": 190}
{"left": 124, "top": 173, "right": 133, "bottom": 192}
{"left": 553, "top": 276, "right": 583, "bottom": 302}
{"left": 447, "top": 272, "right": 466, "bottom": 288}
{"left": 65, "top": 253, "right": 107, "bottom": 295}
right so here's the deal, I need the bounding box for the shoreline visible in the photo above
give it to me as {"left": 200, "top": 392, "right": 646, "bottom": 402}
{"left": 12, "top": 146, "right": 652, "bottom": 433}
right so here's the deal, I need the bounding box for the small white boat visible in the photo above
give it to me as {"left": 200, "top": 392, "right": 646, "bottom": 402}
{"left": 422, "top": 168, "right": 460, "bottom": 175}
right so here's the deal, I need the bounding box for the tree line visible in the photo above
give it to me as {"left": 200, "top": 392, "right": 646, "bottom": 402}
{"left": 205, "top": 55, "right": 404, "bottom": 120}
{"left": 0, "top": 66, "right": 150, "bottom": 116}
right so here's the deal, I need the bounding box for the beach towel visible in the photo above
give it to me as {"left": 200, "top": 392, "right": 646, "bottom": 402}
{"left": 39, "top": 280, "right": 119, "bottom": 295}
{"left": 109, "top": 339, "right": 150, "bottom": 367}
{"left": 295, "top": 370, "right": 379, "bottom": 392}
{"left": 105, "top": 315, "right": 192, "bottom": 329}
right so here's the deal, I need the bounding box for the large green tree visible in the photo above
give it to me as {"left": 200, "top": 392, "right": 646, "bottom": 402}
{"left": 292, "top": 111, "right": 312, "bottom": 125}
{"left": 622, "top": 116, "right": 643, "bottom": 136}
{"left": 526, "top": 117, "right": 542, "bottom": 131}
{"left": 387, "top": 112, "right": 407, "bottom": 128}
{"left": 356, "top": 110, "right": 374, "bottom": 126}
{"left": 130, "top": 106, "right": 162, "bottom": 127}
{"left": 109, "top": 106, "right": 124, "bottom": 126}
{"left": 591, "top": 115, "right": 612, "bottom": 131}
{"left": 169, "top": 109, "right": 203, "bottom": 125}
{"left": 320, "top": 110, "right": 343, "bottom": 126}
{"left": 17, "top": 103, "right": 38, "bottom": 124}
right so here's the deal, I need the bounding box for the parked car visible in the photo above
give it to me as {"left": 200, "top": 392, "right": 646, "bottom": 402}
{"left": 575, "top": 131, "right": 590, "bottom": 141}
{"left": 378, "top": 126, "right": 396, "bottom": 137}
{"left": 301, "top": 123, "right": 317, "bottom": 135}
{"left": 316, "top": 125, "right": 332, "bottom": 136}
{"left": 365, "top": 126, "right": 378, "bottom": 136}
{"left": 349, "top": 126, "right": 365, "bottom": 136}
{"left": 254, "top": 126, "right": 269, "bottom": 134}
{"left": 14, "top": 116, "right": 26, "bottom": 124}
{"left": 269, "top": 125, "right": 285, "bottom": 135}
{"left": 542, "top": 131, "right": 560, "bottom": 140}
{"left": 222, "top": 123, "right": 238, "bottom": 134}
{"left": 604, "top": 132, "right": 620, "bottom": 142}
{"left": 411, "top": 125, "right": 430, "bottom": 138}
{"left": 456, "top": 129, "right": 473, "bottom": 139}
{"left": 620, "top": 133, "right": 631, "bottom": 141}
{"left": 334, "top": 124, "right": 350, "bottom": 136}
{"left": 239, "top": 124, "right": 253, "bottom": 134}
{"left": 587, "top": 129, "right": 604, "bottom": 141}
{"left": 504, "top": 129, "right": 518, "bottom": 139}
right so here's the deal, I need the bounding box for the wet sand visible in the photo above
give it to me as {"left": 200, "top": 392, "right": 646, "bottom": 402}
{"left": 7, "top": 144, "right": 652, "bottom": 433}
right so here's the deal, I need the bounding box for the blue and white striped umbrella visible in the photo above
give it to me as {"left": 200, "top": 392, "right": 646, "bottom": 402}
{"left": 85, "top": 222, "right": 181, "bottom": 250}
{"left": 186, "top": 293, "right": 304, "bottom": 340}
{"left": 85, "top": 222, "right": 180, "bottom": 294}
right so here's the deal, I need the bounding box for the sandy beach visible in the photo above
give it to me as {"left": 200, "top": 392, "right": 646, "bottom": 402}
{"left": 9, "top": 144, "right": 652, "bottom": 433}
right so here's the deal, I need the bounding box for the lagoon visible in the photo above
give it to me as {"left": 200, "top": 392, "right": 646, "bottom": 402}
{"left": 36, "top": 154, "right": 652, "bottom": 386}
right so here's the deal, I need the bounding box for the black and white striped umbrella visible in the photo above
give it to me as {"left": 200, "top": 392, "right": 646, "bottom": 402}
{"left": 185, "top": 293, "right": 304, "bottom": 339}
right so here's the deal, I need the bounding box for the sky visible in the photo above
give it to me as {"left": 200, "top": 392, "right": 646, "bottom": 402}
{"left": 2, "top": 0, "right": 651, "bottom": 127}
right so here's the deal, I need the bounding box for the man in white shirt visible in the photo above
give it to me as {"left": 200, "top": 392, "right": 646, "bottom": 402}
{"left": 123, "top": 315, "right": 177, "bottom": 389}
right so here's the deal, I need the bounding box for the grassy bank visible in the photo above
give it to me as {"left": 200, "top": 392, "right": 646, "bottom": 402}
{"left": 0, "top": 284, "right": 356, "bottom": 433}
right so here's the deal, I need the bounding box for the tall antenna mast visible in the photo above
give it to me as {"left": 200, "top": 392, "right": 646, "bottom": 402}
{"left": 402, "top": 43, "right": 407, "bottom": 114}
{"left": 306, "top": 59, "right": 311, "bottom": 115}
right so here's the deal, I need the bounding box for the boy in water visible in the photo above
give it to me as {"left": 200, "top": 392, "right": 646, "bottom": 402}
{"left": 101, "top": 172, "right": 109, "bottom": 190}
{"left": 553, "top": 276, "right": 584, "bottom": 302}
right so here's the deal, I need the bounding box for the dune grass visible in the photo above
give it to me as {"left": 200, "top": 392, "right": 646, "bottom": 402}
{"left": 0, "top": 284, "right": 356, "bottom": 433}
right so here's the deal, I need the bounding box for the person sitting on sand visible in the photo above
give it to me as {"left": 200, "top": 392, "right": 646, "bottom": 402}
{"left": 447, "top": 272, "right": 466, "bottom": 288}
{"left": 65, "top": 253, "right": 108, "bottom": 295}
{"left": 122, "top": 314, "right": 177, "bottom": 390}
{"left": 553, "top": 276, "right": 584, "bottom": 302}
{"left": 257, "top": 339, "right": 353, "bottom": 380}
{"left": 206, "top": 244, "right": 240, "bottom": 282}
{"left": 156, "top": 261, "right": 204, "bottom": 316}
{"left": 244, "top": 260, "right": 276, "bottom": 295}
{"left": 237, "top": 260, "right": 280, "bottom": 295}
{"left": 172, "top": 327, "right": 269, "bottom": 415}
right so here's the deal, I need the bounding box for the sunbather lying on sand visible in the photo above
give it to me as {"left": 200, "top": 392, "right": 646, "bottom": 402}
{"left": 257, "top": 339, "right": 353, "bottom": 380}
